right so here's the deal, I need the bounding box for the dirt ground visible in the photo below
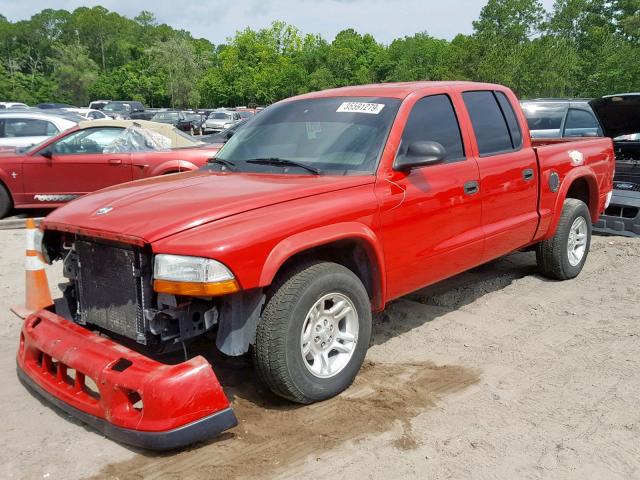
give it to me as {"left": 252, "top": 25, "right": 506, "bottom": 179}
{"left": 1, "top": 229, "right": 639, "bottom": 480}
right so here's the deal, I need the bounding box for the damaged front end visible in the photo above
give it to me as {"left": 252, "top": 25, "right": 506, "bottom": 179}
{"left": 15, "top": 230, "right": 266, "bottom": 450}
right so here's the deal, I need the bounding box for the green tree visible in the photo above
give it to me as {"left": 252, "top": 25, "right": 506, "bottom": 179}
{"left": 50, "top": 43, "right": 98, "bottom": 105}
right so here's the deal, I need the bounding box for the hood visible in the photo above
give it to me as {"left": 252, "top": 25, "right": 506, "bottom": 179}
{"left": 590, "top": 94, "right": 640, "bottom": 138}
{"left": 43, "top": 170, "right": 374, "bottom": 243}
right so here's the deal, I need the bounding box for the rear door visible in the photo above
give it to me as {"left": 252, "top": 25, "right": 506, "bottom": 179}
{"left": 462, "top": 90, "right": 539, "bottom": 259}
{"left": 22, "top": 127, "right": 131, "bottom": 204}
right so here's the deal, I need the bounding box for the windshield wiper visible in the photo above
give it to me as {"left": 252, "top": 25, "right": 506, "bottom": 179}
{"left": 246, "top": 157, "right": 320, "bottom": 175}
{"left": 207, "top": 157, "right": 236, "bottom": 171}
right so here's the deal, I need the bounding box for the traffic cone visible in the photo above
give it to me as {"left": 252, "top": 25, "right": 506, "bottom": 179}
{"left": 10, "top": 218, "right": 53, "bottom": 319}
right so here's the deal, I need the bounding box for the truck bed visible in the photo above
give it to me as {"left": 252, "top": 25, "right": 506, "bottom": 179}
{"left": 531, "top": 136, "right": 615, "bottom": 241}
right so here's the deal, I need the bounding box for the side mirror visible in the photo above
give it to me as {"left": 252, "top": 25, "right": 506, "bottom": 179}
{"left": 394, "top": 141, "right": 446, "bottom": 171}
{"left": 40, "top": 148, "right": 53, "bottom": 159}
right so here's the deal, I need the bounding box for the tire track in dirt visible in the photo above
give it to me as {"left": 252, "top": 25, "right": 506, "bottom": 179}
{"left": 92, "top": 360, "right": 479, "bottom": 480}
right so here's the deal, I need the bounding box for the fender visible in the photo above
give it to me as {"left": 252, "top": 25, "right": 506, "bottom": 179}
{"left": 0, "top": 168, "right": 17, "bottom": 200}
{"left": 259, "top": 222, "right": 387, "bottom": 310}
{"left": 544, "top": 166, "right": 599, "bottom": 241}
{"left": 148, "top": 160, "right": 198, "bottom": 177}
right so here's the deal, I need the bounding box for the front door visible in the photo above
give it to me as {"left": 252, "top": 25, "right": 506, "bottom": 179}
{"left": 23, "top": 127, "right": 131, "bottom": 205}
{"left": 378, "top": 93, "right": 484, "bottom": 301}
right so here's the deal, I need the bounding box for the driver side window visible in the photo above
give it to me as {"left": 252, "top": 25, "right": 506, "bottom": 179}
{"left": 51, "top": 128, "right": 124, "bottom": 155}
{"left": 400, "top": 94, "right": 466, "bottom": 163}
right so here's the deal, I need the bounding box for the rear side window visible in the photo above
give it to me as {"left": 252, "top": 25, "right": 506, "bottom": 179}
{"left": 400, "top": 94, "right": 465, "bottom": 163}
{"left": 463, "top": 91, "right": 515, "bottom": 156}
{"left": 495, "top": 92, "right": 522, "bottom": 148}
{"left": 564, "top": 109, "right": 601, "bottom": 137}
{"left": 3, "top": 118, "right": 57, "bottom": 138}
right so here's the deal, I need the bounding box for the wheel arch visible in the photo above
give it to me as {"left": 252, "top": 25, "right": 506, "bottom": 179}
{"left": 259, "top": 223, "right": 386, "bottom": 310}
{"left": 546, "top": 169, "right": 599, "bottom": 239}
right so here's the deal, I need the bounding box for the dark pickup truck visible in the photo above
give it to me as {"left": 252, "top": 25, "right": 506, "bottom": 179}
{"left": 19, "top": 81, "right": 614, "bottom": 450}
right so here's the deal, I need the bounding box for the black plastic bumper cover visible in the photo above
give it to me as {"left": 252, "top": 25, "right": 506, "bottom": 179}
{"left": 17, "top": 366, "right": 238, "bottom": 451}
{"left": 593, "top": 189, "right": 640, "bottom": 237}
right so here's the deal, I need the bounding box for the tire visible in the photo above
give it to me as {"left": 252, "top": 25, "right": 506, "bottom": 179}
{"left": 253, "top": 261, "right": 372, "bottom": 404}
{"left": 0, "top": 183, "right": 12, "bottom": 219}
{"left": 536, "top": 198, "right": 591, "bottom": 280}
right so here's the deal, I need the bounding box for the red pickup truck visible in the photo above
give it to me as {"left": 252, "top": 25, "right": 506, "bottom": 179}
{"left": 0, "top": 119, "right": 220, "bottom": 218}
{"left": 18, "top": 82, "right": 614, "bottom": 450}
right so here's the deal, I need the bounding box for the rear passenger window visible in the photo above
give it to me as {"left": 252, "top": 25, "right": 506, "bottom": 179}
{"left": 495, "top": 92, "right": 522, "bottom": 148}
{"left": 400, "top": 94, "right": 465, "bottom": 163}
{"left": 463, "top": 91, "right": 515, "bottom": 156}
{"left": 4, "top": 118, "right": 57, "bottom": 138}
{"left": 564, "top": 109, "right": 601, "bottom": 137}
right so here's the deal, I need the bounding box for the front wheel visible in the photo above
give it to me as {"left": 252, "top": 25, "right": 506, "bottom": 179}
{"left": 0, "top": 183, "right": 12, "bottom": 219}
{"left": 253, "top": 261, "right": 372, "bottom": 403}
{"left": 536, "top": 198, "right": 592, "bottom": 280}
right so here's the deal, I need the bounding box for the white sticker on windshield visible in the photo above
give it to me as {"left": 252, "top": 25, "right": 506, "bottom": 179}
{"left": 336, "top": 102, "right": 385, "bottom": 114}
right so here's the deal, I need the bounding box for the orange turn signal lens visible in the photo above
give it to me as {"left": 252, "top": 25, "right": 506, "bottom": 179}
{"left": 153, "top": 279, "right": 240, "bottom": 297}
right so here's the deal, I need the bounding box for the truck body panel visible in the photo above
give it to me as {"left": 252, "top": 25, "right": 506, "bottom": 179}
{"left": 19, "top": 81, "right": 615, "bottom": 449}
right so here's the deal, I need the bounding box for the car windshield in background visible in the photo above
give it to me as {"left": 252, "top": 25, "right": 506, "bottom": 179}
{"left": 212, "top": 96, "right": 401, "bottom": 175}
{"left": 522, "top": 106, "right": 564, "bottom": 131}
{"left": 209, "top": 112, "right": 232, "bottom": 120}
{"left": 152, "top": 112, "right": 180, "bottom": 121}
{"left": 104, "top": 103, "right": 128, "bottom": 112}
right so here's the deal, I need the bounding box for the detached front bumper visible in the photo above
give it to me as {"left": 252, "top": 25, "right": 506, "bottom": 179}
{"left": 17, "top": 310, "right": 237, "bottom": 450}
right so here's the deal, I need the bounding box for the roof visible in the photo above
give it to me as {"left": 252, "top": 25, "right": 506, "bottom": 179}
{"left": 288, "top": 81, "right": 506, "bottom": 101}
{"left": 0, "top": 110, "right": 79, "bottom": 125}
{"left": 76, "top": 119, "right": 203, "bottom": 148}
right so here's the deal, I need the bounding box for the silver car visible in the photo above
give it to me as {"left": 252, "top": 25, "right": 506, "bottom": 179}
{"left": 520, "top": 99, "right": 602, "bottom": 139}
{"left": 203, "top": 110, "right": 242, "bottom": 134}
{"left": 0, "top": 111, "right": 78, "bottom": 149}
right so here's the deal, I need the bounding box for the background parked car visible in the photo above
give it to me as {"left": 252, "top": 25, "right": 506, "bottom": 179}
{"left": 203, "top": 109, "right": 242, "bottom": 134}
{"left": 150, "top": 110, "right": 196, "bottom": 134}
{"left": 0, "top": 111, "right": 78, "bottom": 149}
{"left": 88, "top": 100, "right": 111, "bottom": 110}
{"left": 202, "top": 117, "right": 249, "bottom": 144}
{"left": 0, "top": 119, "right": 222, "bottom": 218}
{"left": 0, "top": 102, "right": 28, "bottom": 109}
{"left": 36, "top": 102, "right": 77, "bottom": 110}
{"left": 102, "top": 100, "right": 146, "bottom": 120}
{"left": 185, "top": 112, "right": 206, "bottom": 135}
{"left": 65, "top": 108, "right": 110, "bottom": 120}
{"left": 589, "top": 93, "right": 640, "bottom": 237}
{"left": 520, "top": 99, "right": 602, "bottom": 138}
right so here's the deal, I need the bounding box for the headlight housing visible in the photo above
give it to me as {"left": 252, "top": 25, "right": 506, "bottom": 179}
{"left": 153, "top": 254, "right": 239, "bottom": 296}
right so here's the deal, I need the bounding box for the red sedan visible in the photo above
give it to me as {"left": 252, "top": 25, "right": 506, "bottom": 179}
{"left": 0, "top": 119, "right": 221, "bottom": 218}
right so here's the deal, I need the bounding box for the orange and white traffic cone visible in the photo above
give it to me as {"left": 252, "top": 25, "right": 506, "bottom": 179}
{"left": 10, "top": 218, "right": 53, "bottom": 319}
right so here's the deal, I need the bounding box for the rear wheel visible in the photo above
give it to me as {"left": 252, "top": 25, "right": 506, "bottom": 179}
{"left": 0, "top": 183, "right": 12, "bottom": 219}
{"left": 536, "top": 198, "right": 591, "bottom": 280}
{"left": 253, "top": 261, "right": 372, "bottom": 403}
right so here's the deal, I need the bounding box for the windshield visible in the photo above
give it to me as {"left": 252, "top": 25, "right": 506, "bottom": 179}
{"left": 212, "top": 96, "right": 401, "bottom": 175}
{"left": 209, "top": 112, "right": 232, "bottom": 120}
{"left": 152, "top": 112, "right": 180, "bottom": 121}
{"left": 104, "top": 103, "right": 129, "bottom": 112}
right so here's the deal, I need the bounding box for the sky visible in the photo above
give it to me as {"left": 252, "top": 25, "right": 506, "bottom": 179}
{"left": 0, "top": 0, "right": 558, "bottom": 45}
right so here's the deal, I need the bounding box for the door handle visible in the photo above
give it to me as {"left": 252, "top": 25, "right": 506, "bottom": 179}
{"left": 522, "top": 168, "right": 534, "bottom": 181}
{"left": 464, "top": 180, "right": 480, "bottom": 195}
{"left": 108, "top": 159, "right": 122, "bottom": 165}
